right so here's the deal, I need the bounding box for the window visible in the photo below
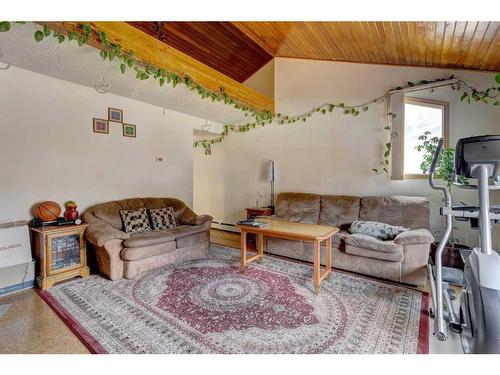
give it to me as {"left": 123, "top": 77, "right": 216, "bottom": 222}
{"left": 403, "top": 97, "right": 449, "bottom": 178}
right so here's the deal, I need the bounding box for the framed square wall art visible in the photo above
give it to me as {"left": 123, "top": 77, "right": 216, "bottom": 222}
{"left": 108, "top": 107, "right": 123, "bottom": 123}
{"left": 93, "top": 118, "right": 109, "bottom": 134}
{"left": 123, "top": 123, "right": 136, "bottom": 138}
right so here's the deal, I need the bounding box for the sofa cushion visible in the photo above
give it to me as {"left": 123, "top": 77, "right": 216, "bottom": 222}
{"left": 149, "top": 207, "right": 177, "bottom": 230}
{"left": 121, "top": 241, "right": 176, "bottom": 261}
{"left": 123, "top": 230, "right": 175, "bottom": 248}
{"left": 394, "top": 229, "right": 434, "bottom": 245}
{"left": 83, "top": 197, "right": 194, "bottom": 230}
{"left": 359, "top": 196, "right": 429, "bottom": 229}
{"left": 169, "top": 223, "right": 210, "bottom": 239}
{"left": 345, "top": 245, "right": 404, "bottom": 262}
{"left": 176, "top": 230, "right": 209, "bottom": 248}
{"left": 120, "top": 208, "right": 152, "bottom": 234}
{"left": 275, "top": 192, "right": 321, "bottom": 224}
{"left": 346, "top": 233, "right": 403, "bottom": 254}
{"left": 319, "top": 195, "right": 360, "bottom": 229}
{"left": 349, "top": 220, "right": 408, "bottom": 240}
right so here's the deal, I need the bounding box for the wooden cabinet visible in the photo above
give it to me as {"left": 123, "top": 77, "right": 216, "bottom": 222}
{"left": 246, "top": 207, "right": 273, "bottom": 220}
{"left": 245, "top": 207, "right": 273, "bottom": 247}
{"left": 31, "top": 224, "right": 90, "bottom": 290}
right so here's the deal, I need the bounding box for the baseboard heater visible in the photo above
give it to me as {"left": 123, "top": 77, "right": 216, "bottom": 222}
{"left": 211, "top": 220, "right": 240, "bottom": 233}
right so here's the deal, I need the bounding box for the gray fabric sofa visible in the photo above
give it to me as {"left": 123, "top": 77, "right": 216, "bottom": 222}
{"left": 82, "top": 197, "right": 212, "bottom": 280}
{"left": 263, "top": 193, "right": 433, "bottom": 286}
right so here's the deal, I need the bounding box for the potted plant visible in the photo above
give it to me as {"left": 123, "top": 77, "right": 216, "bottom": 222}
{"left": 63, "top": 200, "right": 79, "bottom": 221}
{"left": 415, "top": 131, "right": 470, "bottom": 269}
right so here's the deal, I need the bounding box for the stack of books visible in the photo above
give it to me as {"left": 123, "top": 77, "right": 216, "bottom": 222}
{"left": 237, "top": 219, "right": 269, "bottom": 228}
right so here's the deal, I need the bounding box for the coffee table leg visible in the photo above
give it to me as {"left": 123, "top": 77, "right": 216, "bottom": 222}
{"left": 240, "top": 229, "right": 247, "bottom": 268}
{"left": 325, "top": 236, "right": 332, "bottom": 278}
{"left": 257, "top": 233, "right": 264, "bottom": 262}
{"left": 313, "top": 239, "right": 320, "bottom": 294}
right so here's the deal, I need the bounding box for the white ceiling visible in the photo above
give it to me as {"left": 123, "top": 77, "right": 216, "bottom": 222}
{"left": 0, "top": 23, "right": 247, "bottom": 127}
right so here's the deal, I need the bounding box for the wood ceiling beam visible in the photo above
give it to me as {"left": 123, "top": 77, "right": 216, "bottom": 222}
{"left": 40, "top": 21, "right": 275, "bottom": 114}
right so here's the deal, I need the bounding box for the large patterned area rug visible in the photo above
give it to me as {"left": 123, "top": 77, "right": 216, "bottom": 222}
{"left": 39, "top": 244, "right": 429, "bottom": 354}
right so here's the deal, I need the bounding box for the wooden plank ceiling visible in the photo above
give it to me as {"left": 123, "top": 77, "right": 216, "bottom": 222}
{"left": 127, "top": 21, "right": 500, "bottom": 81}
{"left": 128, "top": 22, "right": 273, "bottom": 83}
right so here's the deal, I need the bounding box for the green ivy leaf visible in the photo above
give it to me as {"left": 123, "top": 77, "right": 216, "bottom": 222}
{"left": 100, "top": 50, "right": 108, "bottom": 60}
{"left": 120, "top": 63, "right": 126, "bottom": 74}
{"left": 43, "top": 25, "right": 51, "bottom": 37}
{"left": 159, "top": 78, "right": 165, "bottom": 86}
{"left": 460, "top": 92, "right": 468, "bottom": 102}
{"left": 34, "top": 30, "right": 44, "bottom": 42}
{"left": 496, "top": 73, "right": 500, "bottom": 85}
{"left": 362, "top": 106, "right": 369, "bottom": 112}
{"left": 77, "top": 36, "right": 85, "bottom": 46}
{"left": 68, "top": 31, "right": 77, "bottom": 41}
{"left": 0, "top": 22, "right": 11, "bottom": 32}
{"left": 108, "top": 51, "right": 115, "bottom": 61}
{"left": 57, "top": 34, "right": 65, "bottom": 43}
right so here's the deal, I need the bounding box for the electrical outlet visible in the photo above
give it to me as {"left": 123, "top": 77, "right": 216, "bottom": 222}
{"left": 155, "top": 156, "right": 165, "bottom": 163}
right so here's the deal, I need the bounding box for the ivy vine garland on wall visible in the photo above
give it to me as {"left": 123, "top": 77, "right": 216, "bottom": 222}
{"left": 0, "top": 21, "right": 499, "bottom": 174}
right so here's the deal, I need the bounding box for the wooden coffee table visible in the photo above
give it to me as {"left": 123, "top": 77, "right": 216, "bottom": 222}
{"left": 236, "top": 218, "right": 339, "bottom": 293}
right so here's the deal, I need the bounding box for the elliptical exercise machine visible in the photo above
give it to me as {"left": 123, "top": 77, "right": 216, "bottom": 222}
{"left": 428, "top": 135, "right": 500, "bottom": 354}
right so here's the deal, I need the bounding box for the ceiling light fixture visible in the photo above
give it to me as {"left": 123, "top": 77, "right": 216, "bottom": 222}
{"left": 0, "top": 48, "right": 11, "bottom": 70}
{"left": 131, "top": 88, "right": 141, "bottom": 99}
{"left": 201, "top": 120, "right": 211, "bottom": 132}
{"left": 94, "top": 76, "right": 111, "bottom": 94}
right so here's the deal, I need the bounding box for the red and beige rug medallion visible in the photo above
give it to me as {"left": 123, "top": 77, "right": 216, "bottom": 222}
{"left": 38, "top": 244, "right": 429, "bottom": 354}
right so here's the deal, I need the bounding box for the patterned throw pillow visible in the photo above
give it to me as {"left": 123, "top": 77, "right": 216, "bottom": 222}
{"left": 149, "top": 207, "right": 177, "bottom": 230}
{"left": 349, "top": 220, "right": 408, "bottom": 241}
{"left": 120, "top": 208, "right": 152, "bottom": 234}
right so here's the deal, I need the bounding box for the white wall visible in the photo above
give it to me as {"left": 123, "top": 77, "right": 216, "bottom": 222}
{"left": 0, "top": 66, "right": 208, "bottom": 221}
{"left": 243, "top": 60, "right": 275, "bottom": 99}
{"left": 194, "top": 58, "right": 500, "bottom": 247}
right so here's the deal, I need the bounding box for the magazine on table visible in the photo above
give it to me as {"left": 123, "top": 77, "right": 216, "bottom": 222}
{"left": 237, "top": 219, "right": 269, "bottom": 228}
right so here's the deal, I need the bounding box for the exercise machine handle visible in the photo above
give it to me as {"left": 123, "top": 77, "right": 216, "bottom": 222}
{"left": 428, "top": 138, "right": 451, "bottom": 206}
{"left": 429, "top": 138, "right": 444, "bottom": 175}
{"left": 427, "top": 137, "right": 452, "bottom": 341}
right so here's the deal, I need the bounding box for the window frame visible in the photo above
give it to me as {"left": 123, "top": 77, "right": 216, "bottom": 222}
{"left": 402, "top": 96, "right": 449, "bottom": 179}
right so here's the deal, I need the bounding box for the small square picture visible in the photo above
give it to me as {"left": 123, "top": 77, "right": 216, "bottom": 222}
{"left": 123, "top": 123, "right": 136, "bottom": 138}
{"left": 93, "top": 118, "right": 109, "bottom": 134}
{"left": 108, "top": 107, "right": 123, "bottom": 123}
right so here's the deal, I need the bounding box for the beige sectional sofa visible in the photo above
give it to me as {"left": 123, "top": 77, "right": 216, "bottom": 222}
{"left": 82, "top": 197, "right": 212, "bottom": 280}
{"left": 264, "top": 193, "right": 433, "bottom": 286}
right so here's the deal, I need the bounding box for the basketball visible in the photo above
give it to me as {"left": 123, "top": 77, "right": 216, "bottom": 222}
{"left": 34, "top": 201, "right": 62, "bottom": 222}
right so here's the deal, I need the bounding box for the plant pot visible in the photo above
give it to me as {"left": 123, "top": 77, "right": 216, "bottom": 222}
{"left": 430, "top": 242, "right": 469, "bottom": 270}
{"left": 64, "top": 206, "right": 79, "bottom": 221}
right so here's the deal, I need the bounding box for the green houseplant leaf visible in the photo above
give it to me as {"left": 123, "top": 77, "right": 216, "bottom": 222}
{"left": 0, "top": 21, "right": 11, "bottom": 32}
{"left": 34, "top": 30, "right": 44, "bottom": 42}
